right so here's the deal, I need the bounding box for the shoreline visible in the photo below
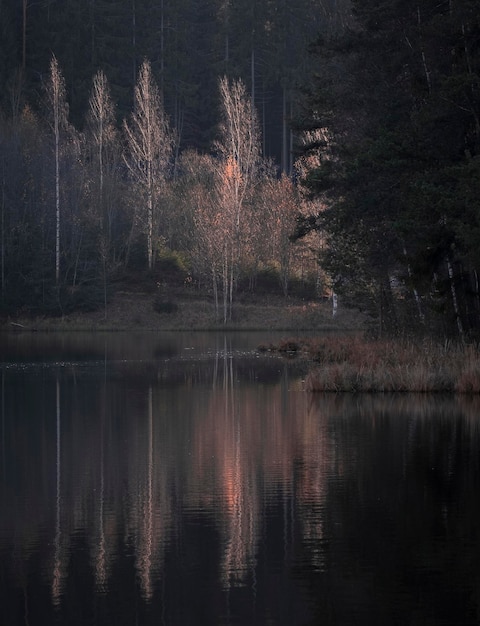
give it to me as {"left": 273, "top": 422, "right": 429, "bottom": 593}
{"left": 280, "top": 335, "right": 480, "bottom": 394}
{"left": 1, "top": 291, "right": 366, "bottom": 333}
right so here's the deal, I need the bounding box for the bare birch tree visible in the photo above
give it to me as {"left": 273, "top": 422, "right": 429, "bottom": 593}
{"left": 87, "top": 69, "right": 117, "bottom": 317}
{"left": 176, "top": 151, "right": 222, "bottom": 316}
{"left": 215, "top": 76, "right": 262, "bottom": 322}
{"left": 88, "top": 70, "right": 116, "bottom": 224}
{"left": 258, "top": 175, "right": 300, "bottom": 296}
{"left": 45, "top": 55, "right": 69, "bottom": 286}
{"left": 123, "top": 59, "right": 174, "bottom": 270}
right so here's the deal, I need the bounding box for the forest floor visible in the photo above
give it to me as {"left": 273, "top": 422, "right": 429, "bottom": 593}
{"left": 1, "top": 286, "right": 367, "bottom": 332}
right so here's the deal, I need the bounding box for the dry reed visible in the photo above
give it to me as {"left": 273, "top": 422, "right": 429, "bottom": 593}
{"left": 297, "top": 337, "right": 480, "bottom": 393}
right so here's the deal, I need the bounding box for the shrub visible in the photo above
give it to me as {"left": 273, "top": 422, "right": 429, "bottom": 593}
{"left": 153, "top": 295, "right": 178, "bottom": 315}
{"left": 254, "top": 264, "right": 282, "bottom": 293}
{"left": 156, "top": 249, "right": 190, "bottom": 279}
{"left": 62, "top": 285, "right": 105, "bottom": 313}
{"left": 299, "top": 336, "right": 480, "bottom": 393}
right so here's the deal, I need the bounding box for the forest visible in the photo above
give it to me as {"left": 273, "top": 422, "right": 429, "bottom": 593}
{"left": 0, "top": 0, "right": 479, "bottom": 337}
{"left": 0, "top": 0, "right": 348, "bottom": 324}
{"left": 297, "top": 0, "right": 480, "bottom": 337}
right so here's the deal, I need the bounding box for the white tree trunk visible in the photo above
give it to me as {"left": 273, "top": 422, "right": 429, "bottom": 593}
{"left": 48, "top": 57, "right": 67, "bottom": 287}
{"left": 216, "top": 77, "right": 261, "bottom": 323}
{"left": 332, "top": 292, "right": 338, "bottom": 317}
{"left": 447, "top": 257, "right": 464, "bottom": 336}
{"left": 403, "top": 245, "right": 424, "bottom": 322}
{"left": 123, "top": 60, "right": 174, "bottom": 271}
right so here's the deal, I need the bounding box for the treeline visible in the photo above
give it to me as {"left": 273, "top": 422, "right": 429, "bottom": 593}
{"left": 0, "top": 0, "right": 351, "bottom": 169}
{"left": 0, "top": 0, "right": 353, "bottom": 321}
{"left": 297, "top": 0, "right": 480, "bottom": 337}
{"left": 0, "top": 57, "right": 321, "bottom": 320}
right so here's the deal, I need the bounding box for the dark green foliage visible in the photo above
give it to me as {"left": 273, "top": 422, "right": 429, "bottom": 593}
{"left": 0, "top": 1, "right": 18, "bottom": 115}
{"left": 0, "top": 0, "right": 351, "bottom": 163}
{"left": 155, "top": 249, "right": 189, "bottom": 280}
{"left": 0, "top": 278, "right": 105, "bottom": 317}
{"left": 61, "top": 285, "right": 105, "bottom": 314}
{"left": 297, "top": 0, "right": 480, "bottom": 337}
{"left": 251, "top": 266, "right": 282, "bottom": 293}
{"left": 153, "top": 295, "right": 179, "bottom": 315}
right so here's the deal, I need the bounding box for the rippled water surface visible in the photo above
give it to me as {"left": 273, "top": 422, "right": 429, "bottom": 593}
{"left": 1, "top": 331, "right": 480, "bottom": 625}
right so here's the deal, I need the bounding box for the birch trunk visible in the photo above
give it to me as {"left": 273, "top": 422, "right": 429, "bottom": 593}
{"left": 417, "top": 6, "right": 432, "bottom": 94}
{"left": 47, "top": 56, "right": 68, "bottom": 287}
{"left": 403, "top": 245, "right": 424, "bottom": 322}
{"left": 123, "top": 60, "right": 174, "bottom": 271}
{"left": 55, "top": 92, "right": 60, "bottom": 285}
{"left": 88, "top": 69, "right": 116, "bottom": 316}
{"left": 447, "top": 256, "right": 464, "bottom": 337}
{"left": 216, "top": 77, "right": 261, "bottom": 323}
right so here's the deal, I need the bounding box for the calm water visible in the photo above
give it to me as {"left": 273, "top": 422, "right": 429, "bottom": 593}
{"left": 1, "top": 331, "right": 480, "bottom": 626}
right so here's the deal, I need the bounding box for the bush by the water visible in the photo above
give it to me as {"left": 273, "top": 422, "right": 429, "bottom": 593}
{"left": 270, "top": 336, "right": 480, "bottom": 393}
{"left": 153, "top": 295, "right": 179, "bottom": 315}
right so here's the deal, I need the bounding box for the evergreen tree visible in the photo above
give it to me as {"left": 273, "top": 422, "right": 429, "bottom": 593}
{"left": 0, "top": 0, "right": 20, "bottom": 116}
{"left": 297, "top": 0, "right": 480, "bottom": 336}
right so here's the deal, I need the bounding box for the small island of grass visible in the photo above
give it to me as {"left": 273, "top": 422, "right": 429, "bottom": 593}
{"left": 265, "top": 336, "right": 480, "bottom": 393}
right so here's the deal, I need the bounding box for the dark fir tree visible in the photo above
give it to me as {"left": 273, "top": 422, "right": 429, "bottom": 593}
{"left": 296, "top": 0, "right": 480, "bottom": 336}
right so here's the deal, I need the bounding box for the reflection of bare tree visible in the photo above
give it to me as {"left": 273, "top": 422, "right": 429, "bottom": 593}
{"left": 8, "top": 361, "right": 480, "bottom": 621}
{"left": 125, "top": 385, "right": 172, "bottom": 601}
{"left": 2, "top": 364, "right": 337, "bottom": 609}
{"left": 52, "top": 378, "right": 68, "bottom": 607}
{"left": 219, "top": 411, "right": 259, "bottom": 588}
{"left": 295, "top": 398, "right": 334, "bottom": 573}
{"left": 187, "top": 358, "right": 333, "bottom": 589}
{"left": 136, "top": 386, "right": 154, "bottom": 599}
{"left": 92, "top": 372, "right": 108, "bottom": 594}
{"left": 1, "top": 369, "right": 5, "bottom": 485}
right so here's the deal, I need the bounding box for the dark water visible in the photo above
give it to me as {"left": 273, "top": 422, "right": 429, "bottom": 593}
{"left": 1, "top": 331, "right": 480, "bottom": 626}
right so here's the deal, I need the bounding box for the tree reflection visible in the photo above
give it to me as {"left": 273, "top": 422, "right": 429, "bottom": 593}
{"left": 2, "top": 365, "right": 480, "bottom": 625}
{"left": 52, "top": 377, "right": 66, "bottom": 607}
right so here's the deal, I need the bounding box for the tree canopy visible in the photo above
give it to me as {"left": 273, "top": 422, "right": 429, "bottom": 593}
{"left": 0, "top": 0, "right": 350, "bottom": 165}
{"left": 296, "top": 0, "right": 480, "bottom": 336}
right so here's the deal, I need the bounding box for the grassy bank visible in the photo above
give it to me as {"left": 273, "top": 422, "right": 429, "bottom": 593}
{"left": 1, "top": 290, "right": 365, "bottom": 332}
{"left": 266, "top": 336, "right": 480, "bottom": 393}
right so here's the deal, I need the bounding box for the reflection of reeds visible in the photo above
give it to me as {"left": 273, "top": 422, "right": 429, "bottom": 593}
{"left": 298, "top": 337, "right": 480, "bottom": 393}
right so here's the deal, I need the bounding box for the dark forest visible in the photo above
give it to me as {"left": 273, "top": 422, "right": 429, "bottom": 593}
{"left": 0, "top": 0, "right": 479, "bottom": 337}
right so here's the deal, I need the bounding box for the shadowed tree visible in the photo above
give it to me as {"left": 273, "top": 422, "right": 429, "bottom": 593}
{"left": 295, "top": 0, "right": 480, "bottom": 336}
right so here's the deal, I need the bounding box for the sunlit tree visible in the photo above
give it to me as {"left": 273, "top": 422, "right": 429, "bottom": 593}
{"left": 123, "top": 59, "right": 174, "bottom": 270}
{"left": 260, "top": 175, "right": 301, "bottom": 296}
{"left": 87, "top": 69, "right": 118, "bottom": 317}
{"left": 45, "top": 55, "right": 69, "bottom": 286}
{"left": 214, "top": 76, "right": 262, "bottom": 322}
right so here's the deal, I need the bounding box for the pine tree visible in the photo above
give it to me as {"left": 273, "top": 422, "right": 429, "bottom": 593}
{"left": 297, "top": 0, "right": 480, "bottom": 335}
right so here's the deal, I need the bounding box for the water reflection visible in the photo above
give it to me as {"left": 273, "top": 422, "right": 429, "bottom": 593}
{"left": 52, "top": 377, "right": 63, "bottom": 606}
{"left": 1, "top": 335, "right": 480, "bottom": 625}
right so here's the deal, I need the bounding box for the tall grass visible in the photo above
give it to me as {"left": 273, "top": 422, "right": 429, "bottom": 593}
{"left": 278, "top": 336, "right": 480, "bottom": 393}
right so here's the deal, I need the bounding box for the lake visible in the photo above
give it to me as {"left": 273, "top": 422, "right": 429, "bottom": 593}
{"left": 1, "top": 331, "right": 480, "bottom": 625}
